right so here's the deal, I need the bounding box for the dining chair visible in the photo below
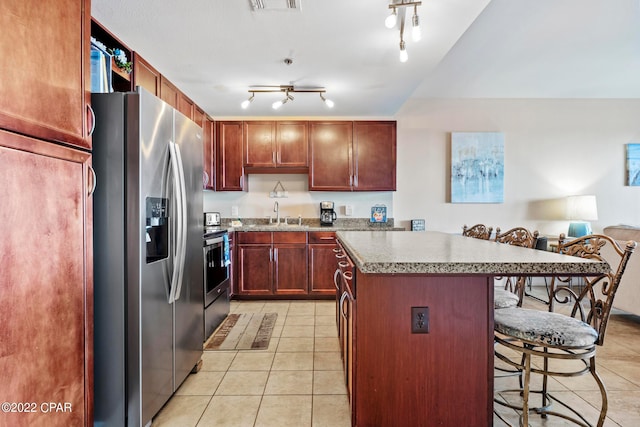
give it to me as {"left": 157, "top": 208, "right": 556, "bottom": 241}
{"left": 493, "top": 227, "right": 539, "bottom": 308}
{"left": 462, "top": 223, "right": 493, "bottom": 240}
{"left": 493, "top": 234, "right": 636, "bottom": 427}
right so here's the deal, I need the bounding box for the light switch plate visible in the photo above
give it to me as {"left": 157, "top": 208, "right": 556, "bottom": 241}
{"left": 345, "top": 205, "right": 353, "bottom": 216}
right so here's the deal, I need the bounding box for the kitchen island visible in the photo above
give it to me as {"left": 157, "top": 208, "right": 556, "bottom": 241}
{"left": 334, "top": 231, "right": 609, "bottom": 427}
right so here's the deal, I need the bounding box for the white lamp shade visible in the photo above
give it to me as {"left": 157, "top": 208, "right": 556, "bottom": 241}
{"left": 566, "top": 195, "right": 598, "bottom": 221}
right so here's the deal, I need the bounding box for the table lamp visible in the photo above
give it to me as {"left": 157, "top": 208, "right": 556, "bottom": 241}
{"left": 566, "top": 195, "right": 598, "bottom": 237}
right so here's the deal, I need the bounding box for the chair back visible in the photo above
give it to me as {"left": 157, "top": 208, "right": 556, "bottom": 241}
{"left": 494, "top": 227, "right": 539, "bottom": 249}
{"left": 555, "top": 233, "right": 636, "bottom": 345}
{"left": 462, "top": 224, "right": 493, "bottom": 240}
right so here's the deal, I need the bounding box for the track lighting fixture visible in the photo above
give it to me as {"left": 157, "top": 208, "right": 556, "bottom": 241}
{"left": 385, "top": 1, "right": 422, "bottom": 62}
{"left": 240, "top": 85, "right": 334, "bottom": 110}
{"left": 240, "top": 92, "right": 255, "bottom": 109}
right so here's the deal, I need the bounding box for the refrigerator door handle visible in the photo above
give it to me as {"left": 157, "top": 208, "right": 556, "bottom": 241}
{"left": 173, "top": 141, "right": 188, "bottom": 301}
{"left": 168, "top": 140, "right": 186, "bottom": 303}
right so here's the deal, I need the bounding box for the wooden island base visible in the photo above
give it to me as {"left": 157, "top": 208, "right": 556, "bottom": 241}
{"left": 350, "top": 273, "right": 493, "bottom": 427}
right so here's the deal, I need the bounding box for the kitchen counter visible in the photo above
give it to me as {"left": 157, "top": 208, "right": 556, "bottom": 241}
{"left": 224, "top": 217, "right": 405, "bottom": 233}
{"left": 336, "top": 230, "right": 610, "bottom": 275}
{"left": 334, "top": 230, "right": 610, "bottom": 427}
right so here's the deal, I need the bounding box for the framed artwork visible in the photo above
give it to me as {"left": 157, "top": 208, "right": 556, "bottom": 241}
{"left": 451, "top": 132, "right": 504, "bottom": 203}
{"left": 627, "top": 143, "right": 640, "bottom": 186}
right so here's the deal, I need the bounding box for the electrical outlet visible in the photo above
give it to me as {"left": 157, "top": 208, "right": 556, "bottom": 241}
{"left": 345, "top": 205, "right": 353, "bottom": 216}
{"left": 411, "top": 307, "right": 429, "bottom": 334}
{"left": 231, "top": 206, "right": 239, "bottom": 216}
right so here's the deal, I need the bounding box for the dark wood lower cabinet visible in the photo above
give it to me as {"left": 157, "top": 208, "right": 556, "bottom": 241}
{"left": 308, "top": 231, "right": 337, "bottom": 296}
{"left": 0, "top": 130, "right": 93, "bottom": 427}
{"left": 235, "top": 231, "right": 308, "bottom": 297}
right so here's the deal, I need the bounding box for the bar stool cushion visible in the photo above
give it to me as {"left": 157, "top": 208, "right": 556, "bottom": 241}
{"left": 494, "top": 307, "right": 598, "bottom": 347}
{"left": 494, "top": 289, "right": 519, "bottom": 308}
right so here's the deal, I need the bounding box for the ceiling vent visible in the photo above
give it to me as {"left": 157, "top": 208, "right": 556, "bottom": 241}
{"left": 250, "top": 0, "right": 300, "bottom": 11}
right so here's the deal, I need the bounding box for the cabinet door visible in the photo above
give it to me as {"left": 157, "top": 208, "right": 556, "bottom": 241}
{"left": 0, "top": 0, "right": 91, "bottom": 150}
{"left": 160, "top": 75, "right": 179, "bottom": 109}
{"left": 244, "top": 121, "right": 275, "bottom": 167}
{"left": 309, "top": 244, "right": 339, "bottom": 296}
{"left": 177, "top": 92, "right": 194, "bottom": 120}
{"left": 193, "top": 107, "right": 206, "bottom": 128}
{"left": 353, "top": 121, "right": 396, "bottom": 191}
{"left": 237, "top": 245, "right": 272, "bottom": 295}
{"left": 203, "top": 118, "right": 215, "bottom": 190}
{"left": 309, "top": 122, "right": 353, "bottom": 190}
{"left": 276, "top": 121, "right": 308, "bottom": 167}
{"left": 133, "top": 53, "right": 160, "bottom": 96}
{"left": 216, "top": 121, "right": 244, "bottom": 191}
{"left": 0, "top": 130, "right": 93, "bottom": 426}
{"left": 274, "top": 244, "right": 308, "bottom": 295}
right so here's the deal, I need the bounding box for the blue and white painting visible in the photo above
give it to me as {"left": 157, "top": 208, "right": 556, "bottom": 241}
{"left": 451, "top": 132, "right": 504, "bottom": 203}
{"left": 627, "top": 143, "right": 640, "bottom": 186}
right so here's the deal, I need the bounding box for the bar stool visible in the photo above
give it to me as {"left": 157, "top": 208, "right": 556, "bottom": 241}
{"left": 462, "top": 223, "right": 493, "bottom": 240}
{"left": 493, "top": 227, "right": 539, "bottom": 308}
{"left": 493, "top": 234, "right": 636, "bottom": 427}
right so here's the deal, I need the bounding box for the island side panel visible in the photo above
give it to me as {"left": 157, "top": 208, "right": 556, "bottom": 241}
{"left": 354, "top": 273, "right": 494, "bottom": 427}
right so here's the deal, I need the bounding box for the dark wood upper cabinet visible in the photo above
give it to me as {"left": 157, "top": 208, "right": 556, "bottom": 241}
{"left": 309, "top": 122, "right": 353, "bottom": 190}
{"left": 309, "top": 121, "right": 396, "bottom": 191}
{"left": 132, "top": 53, "right": 160, "bottom": 96}
{"left": 276, "top": 121, "right": 308, "bottom": 168}
{"left": 203, "top": 117, "right": 215, "bottom": 190}
{"left": 244, "top": 121, "right": 275, "bottom": 167}
{"left": 193, "top": 107, "right": 206, "bottom": 128}
{"left": 353, "top": 121, "right": 396, "bottom": 191}
{"left": 177, "top": 92, "right": 194, "bottom": 120}
{"left": 244, "top": 121, "right": 308, "bottom": 171}
{"left": 159, "top": 75, "right": 179, "bottom": 109}
{"left": 216, "top": 121, "right": 244, "bottom": 191}
{"left": 0, "top": 0, "right": 91, "bottom": 150}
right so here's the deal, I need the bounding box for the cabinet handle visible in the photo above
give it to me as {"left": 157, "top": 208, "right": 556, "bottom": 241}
{"left": 333, "top": 269, "right": 341, "bottom": 291}
{"left": 343, "top": 271, "right": 353, "bottom": 281}
{"left": 203, "top": 171, "right": 209, "bottom": 187}
{"left": 349, "top": 175, "right": 353, "bottom": 186}
{"left": 88, "top": 165, "right": 97, "bottom": 197}
{"left": 338, "top": 261, "right": 349, "bottom": 268}
{"left": 320, "top": 236, "right": 335, "bottom": 241}
{"left": 332, "top": 247, "right": 341, "bottom": 253}
{"left": 272, "top": 152, "right": 276, "bottom": 164}
{"left": 339, "top": 291, "right": 348, "bottom": 318}
{"left": 354, "top": 175, "right": 358, "bottom": 187}
{"left": 87, "top": 104, "right": 96, "bottom": 137}
{"left": 335, "top": 253, "right": 346, "bottom": 259}
{"left": 240, "top": 175, "right": 244, "bottom": 189}
{"left": 269, "top": 248, "right": 273, "bottom": 262}
{"left": 277, "top": 151, "right": 281, "bottom": 163}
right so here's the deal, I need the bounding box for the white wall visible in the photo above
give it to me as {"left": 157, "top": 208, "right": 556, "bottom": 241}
{"left": 204, "top": 173, "right": 393, "bottom": 221}
{"left": 394, "top": 98, "right": 640, "bottom": 235}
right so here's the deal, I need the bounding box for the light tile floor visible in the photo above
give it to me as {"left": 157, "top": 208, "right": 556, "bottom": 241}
{"left": 152, "top": 295, "right": 640, "bottom": 427}
{"left": 153, "top": 300, "right": 351, "bottom": 427}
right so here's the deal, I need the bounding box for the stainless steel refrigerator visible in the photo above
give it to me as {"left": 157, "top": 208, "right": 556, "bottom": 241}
{"left": 92, "top": 87, "right": 204, "bottom": 427}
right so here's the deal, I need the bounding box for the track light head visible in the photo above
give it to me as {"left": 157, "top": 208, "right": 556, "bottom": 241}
{"left": 319, "top": 93, "right": 334, "bottom": 108}
{"left": 241, "top": 92, "right": 255, "bottom": 109}
{"left": 385, "top": 8, "right": 397, "bottom": 29}
{"left": 399, "top": 40, "right": 408, "bottom": 63}
{"left": 412, "top": 6, "right": 421, "bottom": 42}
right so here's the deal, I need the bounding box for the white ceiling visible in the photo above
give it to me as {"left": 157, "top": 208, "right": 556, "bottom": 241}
{"left": 91, "top": 0, "right": 640, "bottom": 119}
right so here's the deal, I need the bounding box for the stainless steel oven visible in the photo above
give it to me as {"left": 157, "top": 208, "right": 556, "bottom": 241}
{"left": 203, "top": 231, "right": 230, "bottom": 340}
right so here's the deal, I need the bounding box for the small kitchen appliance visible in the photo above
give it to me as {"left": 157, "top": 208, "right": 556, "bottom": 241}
{"left": 320, "top": 201, "right": 337, "bottom": 226}
{"left": 205, "top": 212, "right": 221, "bottom": 227}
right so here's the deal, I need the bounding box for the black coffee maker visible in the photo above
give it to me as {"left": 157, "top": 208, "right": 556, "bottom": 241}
{"left": 320, "top": 201, "right": 337, "bottom": 226}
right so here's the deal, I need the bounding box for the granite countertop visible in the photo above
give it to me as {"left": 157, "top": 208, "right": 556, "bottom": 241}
{"left": 224, "top": 218, "right": 405, "bottom": 233}
{"left": 336, "top": 230, "right": 611, "bottom": 275}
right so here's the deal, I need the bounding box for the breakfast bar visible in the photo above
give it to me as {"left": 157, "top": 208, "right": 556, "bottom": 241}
{"left": 334, "top": 231, "right": 610, "bottom": 427}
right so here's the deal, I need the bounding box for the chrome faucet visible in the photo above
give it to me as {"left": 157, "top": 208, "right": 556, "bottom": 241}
{"left": 273, "top": 201, "right": 280, "bottom": 224}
